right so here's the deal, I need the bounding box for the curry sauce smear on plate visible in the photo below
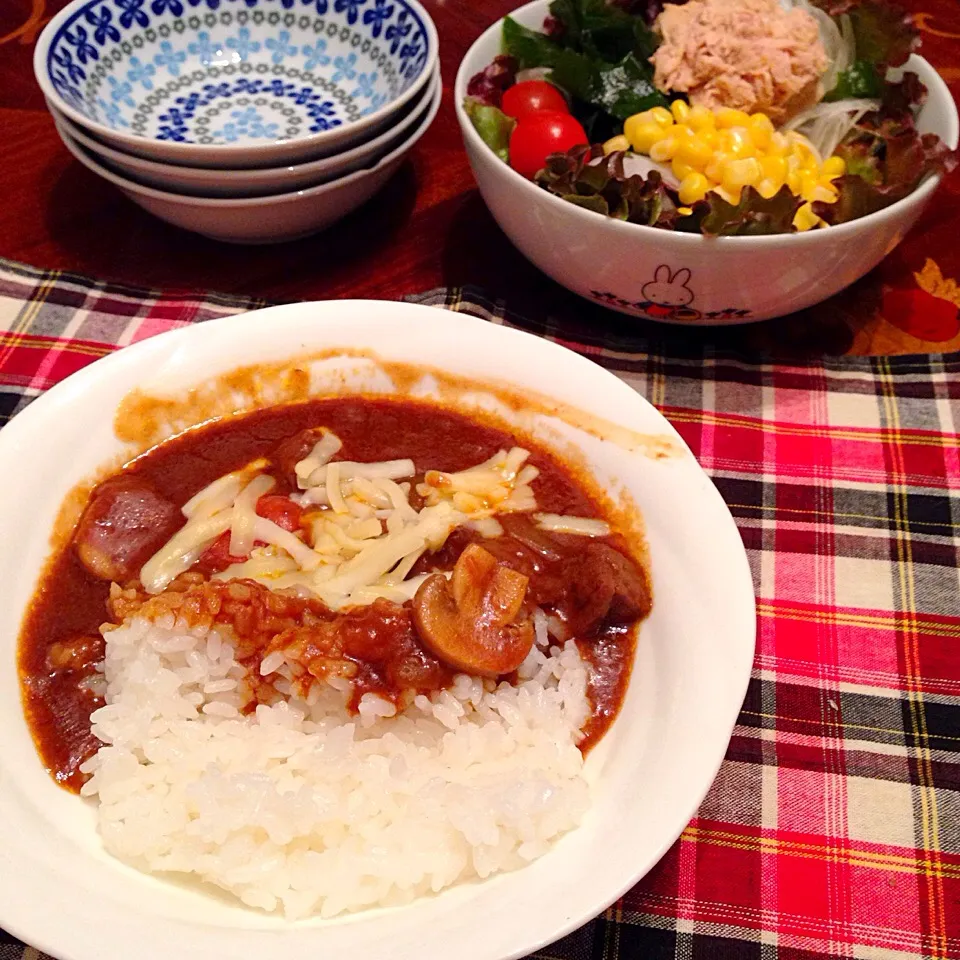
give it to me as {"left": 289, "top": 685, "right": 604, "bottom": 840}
{"left": 20, "top": 396, "right": 650, "bottom": 794}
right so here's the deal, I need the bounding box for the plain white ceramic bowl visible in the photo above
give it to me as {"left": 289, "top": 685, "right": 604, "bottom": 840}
{"left": 0, "top": 300, "right": 755, "bottom": 960}
{"left": 35, "top": 0, "right": 438, "bottom": 168}
{"left": 455, "top": 0, "right": 959, "bottom": 324}
{"left": 56, "top": 73, "right": 440, "bottom": 243}
{"left": 50, "top": 67, "right": 439, "bottom": 198}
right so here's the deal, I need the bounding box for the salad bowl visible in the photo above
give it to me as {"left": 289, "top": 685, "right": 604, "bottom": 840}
{"left": 36, "top": 0, "right": 437, "bottom": 168}
{"left": 455, "top": 0, "right": 959, "bottom": 325}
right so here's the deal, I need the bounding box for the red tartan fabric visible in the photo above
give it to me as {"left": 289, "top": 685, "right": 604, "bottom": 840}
{"left": 1, "top": 260, "right": 959, "bottom": 960}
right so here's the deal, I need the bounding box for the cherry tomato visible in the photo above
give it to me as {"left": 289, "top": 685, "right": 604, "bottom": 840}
{"left": 509, "top": 111, "right": 588, "bottom": 179}
{"left": 501, "top": 80, "right": 569, "bottom": 120}
{"left": 195, "top": 495, "right": 304, "bottom": 574}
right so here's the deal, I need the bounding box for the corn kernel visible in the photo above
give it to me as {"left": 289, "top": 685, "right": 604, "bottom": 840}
{"left": 712, "top": 185, "right": 741, "bottom": 205}
{"left": 677, "top": 206, "right": 694, "bottom": 215}
{"left": 676, "top": 137, "right": 713, "bottom": 170}
{"left": 697, "top": 127, "right": 719, "bottom": 150}
{"left": 718, "top": 127, "right": 753, "bottom": 157}
{"left": 687, "top": 105, "right": 715, "bottom": 131}
{"left": 756, "top": 177, "right": 781, "bottom": 199}
{"left": 716, "top": 108, "right": 752, "bottom": 129}
{"left": 625, "top": 118, "right": 667, "bottom": 153}
{"left": 649, "top": 106, "right": 674, "bottom": 126}
{"left": 810, "top": 184, "right": 838, "bottom": 204}
{"left": 760, "top": 155, "right": 787, "bottom": 179}
{"left": 670, "top": 100, "right": 691, "bottom": 124}
{"left": 650, "top": 137, "right": 679, "bottom": 162}
{"left": 786, "top": 169, "right": 802, "bottom": 194}
{"left": 793, "top": 202, "right": 822, "bottom": 231}
{"left": 672, "top": 158, "right": 698, "bottom": 180}
{"left": 678, "top": 172, "right": 710, "bottom": 204}
{"left": 723, "top": 157, "right": 762, "bottom": 190}
{"left": 603, "top": 134, "right": 631, "bottom": 155}
{"left": 749, "top": 113, "right": 775, "bottom": 141}
{"left": 768, "top": 132, "right": 790, "bottom": 156}
{"left": 821, "top": 155, "right": 846, "bottom": 179}
{"left": 704, "top": 151, "right": 735, "bottom": 182}
{"left": 788, "top": 134, "right": 821, "bottom": 170}
{"left": 799, "top": 171, "right": 820, "bottom": 201}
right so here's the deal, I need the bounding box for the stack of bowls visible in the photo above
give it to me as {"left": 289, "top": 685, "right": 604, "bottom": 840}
{"left": 35, "top": 0, "right": 439, "bottom": 243}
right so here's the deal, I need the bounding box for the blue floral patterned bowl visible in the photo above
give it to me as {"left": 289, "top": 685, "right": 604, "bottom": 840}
{"left": 35, "top": 0, "right": 437, "bottom": 168}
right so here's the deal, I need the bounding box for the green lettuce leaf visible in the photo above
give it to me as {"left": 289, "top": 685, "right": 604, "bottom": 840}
{"left": 463, "top": 99, "right": 516, "bottom": 163}
{"left": 502, "top": 0, "right": 666, "bottom": 130}
{"left": 548, "top": 0, "right": 659, "bottom": 62}
{"left": 551, "top": 50, "right": 667, "bottom": 120}
{"left": 824, "top": 60, "right": 883, "bottom": 101}
{"left": 698, "top": 186, "right": 804, "bottom": 236}
{"left": 501, "top": 16, "right": 565, "bottom": 70}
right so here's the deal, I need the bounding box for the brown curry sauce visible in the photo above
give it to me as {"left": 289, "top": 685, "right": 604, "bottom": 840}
{"left": 18, "top": 397, "right": 645, "bottom": 792}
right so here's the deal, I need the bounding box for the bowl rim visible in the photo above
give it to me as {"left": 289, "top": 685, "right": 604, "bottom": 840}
{"left": 454, "top": 0, "right": 960, "bottom": 246}
{"left": 50, "top": 66, "right": 440, "bottom": 182}
{"left": 55, "top": 72, "right": 441, "bottom": 207}
{"left": 35, "top": 0, "right": 439, "bottom": 162}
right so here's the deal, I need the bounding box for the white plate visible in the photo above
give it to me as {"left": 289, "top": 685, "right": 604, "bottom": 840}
{"left": 0, "top": 300, "right": 755, "bottom": 960}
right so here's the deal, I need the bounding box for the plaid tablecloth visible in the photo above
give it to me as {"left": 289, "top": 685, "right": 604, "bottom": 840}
{"left": 1, "top": 257, "right": 959, "bottom": 960}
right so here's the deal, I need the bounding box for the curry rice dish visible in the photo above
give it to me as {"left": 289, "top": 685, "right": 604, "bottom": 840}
{"left": 19, "top": 396, "right": 651, "bottom": 918}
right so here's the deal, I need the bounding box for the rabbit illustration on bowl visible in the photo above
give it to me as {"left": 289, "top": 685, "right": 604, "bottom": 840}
{"left": 638, "top": 266, "right": 701, "bottom": 321}
{"left": 587, "top": 264, "right": 754, "bottom": 324}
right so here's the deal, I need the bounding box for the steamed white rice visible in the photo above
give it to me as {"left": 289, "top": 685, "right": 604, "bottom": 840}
{"left": 79, "top": 612, "right": 591, "bottom": 918}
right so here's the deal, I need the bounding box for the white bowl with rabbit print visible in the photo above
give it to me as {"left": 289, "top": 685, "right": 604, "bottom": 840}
{"left": 454, "top": 0, "right": 959, "bottom": 325}
{"left": 35, "top": 0, "right": 438, "bottom": 169}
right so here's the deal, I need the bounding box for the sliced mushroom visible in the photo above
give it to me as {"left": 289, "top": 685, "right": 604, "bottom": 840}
{"left": 412, "top": 543, "right": 534, "bottom": 676}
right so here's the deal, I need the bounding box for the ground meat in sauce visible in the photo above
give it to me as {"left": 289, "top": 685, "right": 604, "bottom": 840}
{"left": 109, "top": 575, "right": 453, "bottom": 710}
{"left": 18, "top": 397, "right": 650, "bottom": 793}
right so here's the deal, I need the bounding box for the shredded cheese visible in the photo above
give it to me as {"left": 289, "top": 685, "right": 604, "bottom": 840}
{"left": 252, "top": 516, "right": 320, "bottom": 570}
{"left": 181, "top": 459, "right": 269, "bottom": 519}
{"left": 141, "top": 512, "right": 233, "bottom": 594}
{"left": 325, "top": 462, "right": 347, "bottom": 514}
{"left": 534, "top": 513, "right": 611, "bottom": 537}
{"left": 141, "top": 431, "right": 623, "bottom": 611}
{"left": 294, "top": 431, "right": 343, "bottom": 487}
{"left": 229, "top": 474, "right": 275, "bottom": 557}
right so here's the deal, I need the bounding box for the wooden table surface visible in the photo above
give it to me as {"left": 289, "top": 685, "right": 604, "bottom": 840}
{"left": 2, "top": 0, "right": 960, "bottom": 358}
